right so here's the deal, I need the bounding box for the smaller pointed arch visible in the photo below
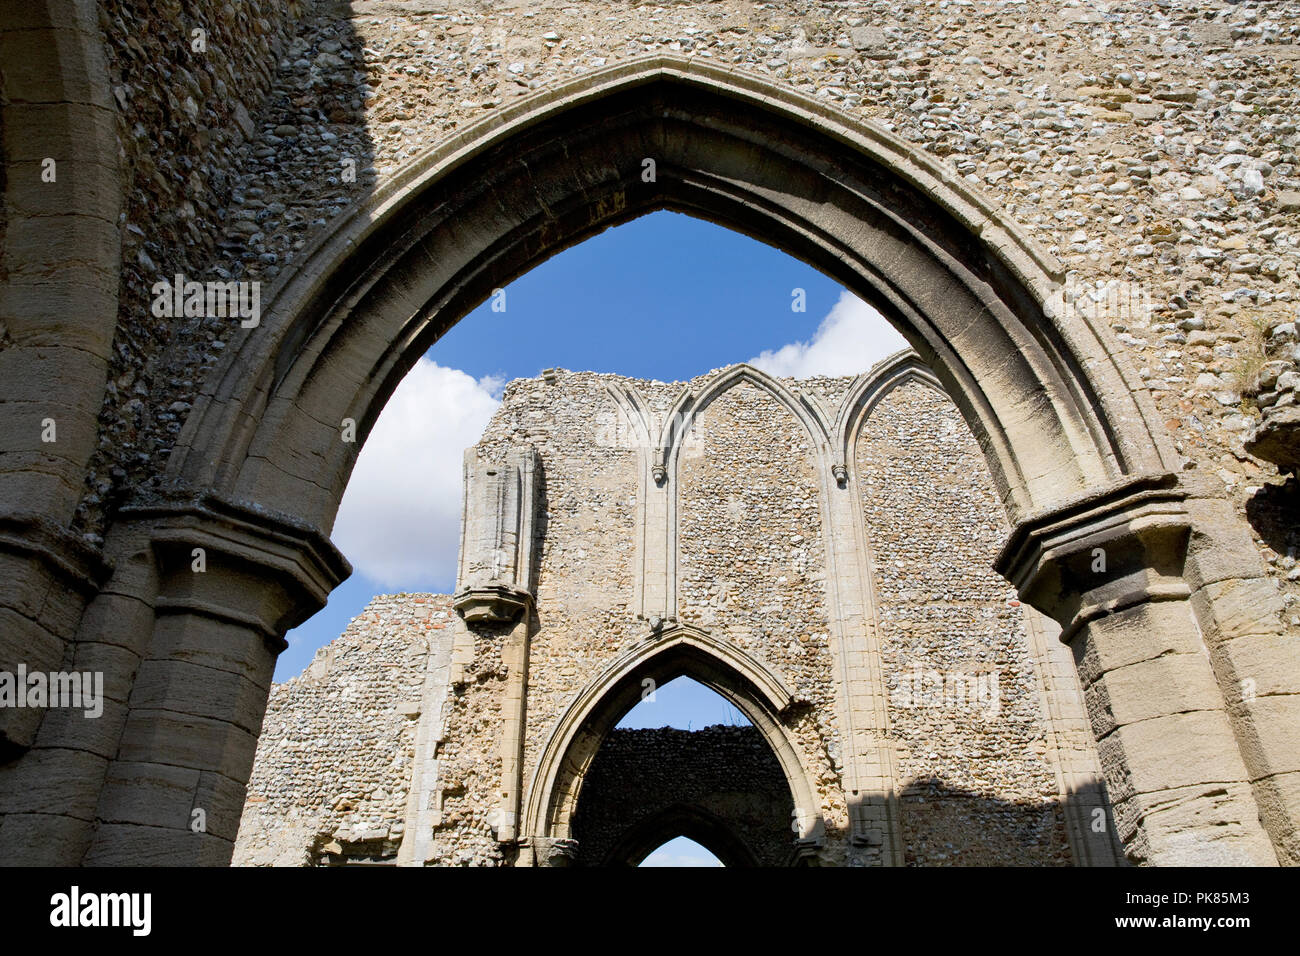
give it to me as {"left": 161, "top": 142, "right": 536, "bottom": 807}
{"left": 606, "top": 805, "right": 760, "bottom": 867}
{"left": 833, "top": 349, "right": 947, "bottom": 478}
{"left": 658, "top": 364, "right": 834, "bottom": 479}
{"left": 520, "top": 622, "right": 824, "bottom": 858}
{"left": 604, "top": 381, "right": 655, "bottom": 454}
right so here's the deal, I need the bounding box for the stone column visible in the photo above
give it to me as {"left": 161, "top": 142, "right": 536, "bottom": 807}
{"left": 997, "top": 475, "right": 1278, "bottom": 866}
{"left": 493, "top": 613, "right": 532, "bottom": 843}
{"left": 395, "top": 623, "right": 456, "bottom": 866}
{"left": 0, "top": 520, "right": 118, "bottom": 863}
{"left": 1021, "top": 609, "right": 1124, "bottom": 866}
{"left": 1180, "top": 484, "right": 1300, "bottom": 866}
{"left": 0, "top": 0, "right": 122, "bottom": 530}
{"left": 79, "top": 494, "right": 348, "bottom": 866}
{"left": 0, "top": 518, "right": 109, "bottom": 759}
{"left": 450, "top": 445, "right": 539, "bottom": 858}
{"left": 0, "top": 1, "right": 123, "bottom": 767}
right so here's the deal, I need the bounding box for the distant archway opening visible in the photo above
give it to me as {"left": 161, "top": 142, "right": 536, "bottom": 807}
{"left": 571, "top": 681, "right": 794, "bottom": 867}
{"left": 637, "top": 836, "right": 725, "bottom": 868}
{"left": 522, "top": 626, "right": 819, "bottom": 866}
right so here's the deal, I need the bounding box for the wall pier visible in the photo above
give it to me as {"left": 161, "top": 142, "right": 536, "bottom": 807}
{"left": 54, "top": 494, "right": 348, "bottom": 866}
{"left": 999, "top": 475, "right": 1284, "bottom": 865}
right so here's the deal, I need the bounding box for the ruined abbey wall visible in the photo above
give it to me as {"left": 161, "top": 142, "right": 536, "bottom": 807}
{"left": 235, "top": 364, "right": 1107, "bottom": 866}
{"left": 78, "top": 0, "right": 1300, "bottom": 612}
{"left": 677, "top": 382, "right": 846, "bottom": 842}
{"left": 859, "top": 380, "right": 1072, "bottom": 864}
{"left": 233, "top": 594, "right": 453, "bottom": 866}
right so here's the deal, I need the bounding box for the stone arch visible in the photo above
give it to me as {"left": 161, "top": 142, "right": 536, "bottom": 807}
{"left": 660, "top": 363, "right": 833, "bottom": 480}
{"left": 604, "top": 382, "right": 656, "bottom": 455}
{"left": 664, "top": 362, "right": 833, "bottom": 623}
{"left": 833, "top": 349, "right": 945, "bottom": 477}
{"left": 600, "top": 804, "right": 763, "bottom": 868}
{"left": 55, "top": 56, "right": 1294, "bottom": 866}
{"left": 519, "top": 624, "right": 824, "bottom": 866}
{"left": 167, "top": 55, "right": 1176, "bottom": 536}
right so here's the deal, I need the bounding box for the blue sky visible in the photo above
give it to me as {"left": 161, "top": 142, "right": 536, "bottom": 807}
{"left": 615, "top": 676, "right": 749, "bottom": 731}
{"left": 639, "top": 836, "right": 723, "bottom": 867}
{"left": 275, "top": 210, "right": 906, "bottom": 864}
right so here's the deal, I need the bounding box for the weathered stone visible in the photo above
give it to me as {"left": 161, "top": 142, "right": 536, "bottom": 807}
{"left": 1, "top": 0, "right": 1298, "bottom": 868}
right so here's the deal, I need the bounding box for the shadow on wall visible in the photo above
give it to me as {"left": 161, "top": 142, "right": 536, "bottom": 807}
{"left": 1246, "top": 475, "right": 1300, "bottom": 568}
{"left": 86, "top": 0, "right": 379, "bottom": 530}
{"left": 899, "top": 776, "right": 1114, "bottom": 867}
{"left": 572, "top": 722, "right": 1114, "bottom": 866}
{"left": 571, "top": 725, "right": 795, "bottom": 868}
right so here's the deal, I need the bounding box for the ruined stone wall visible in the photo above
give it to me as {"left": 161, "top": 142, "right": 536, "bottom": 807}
{"left": 236, "top": 364, "right": 1108, "bottom": 865}
{"left": 8, "top": 0, "right": 1300, "bottom": 869}
{"left": 857, "top": 379, "right": 1072, "bottom": 865}
{"left": 424, "top": 372, "right": 644, "bottom": 865}
{"left": 232, "top": 593, "right": 453, "bottom": 866}
{"left": 572, "top": 725, "right": 794, "bottom": 867}
{"left": 1248, "top": 354, "right": 1300, "bottom": 476}
{"left": 440, "top": 365, "right": 1097, "bottom": 864}
{"left": 435, "top": 369, "right": 857, "bottom": 863}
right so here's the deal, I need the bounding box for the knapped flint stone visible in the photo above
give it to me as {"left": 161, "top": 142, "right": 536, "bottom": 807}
{"left": 850, "top": 25, "right": 887, "bottom": 52}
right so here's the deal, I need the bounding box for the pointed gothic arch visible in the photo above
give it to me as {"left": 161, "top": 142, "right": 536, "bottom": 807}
{"left": 602, "top": 805, "right": 763, "bottom": 868}
{"left": 167, "top": 55, "right": 1176, "bottom": 535}
{"left": 833, "top": 349, "right": 946, "bottom": 473}
{"left": 45, "top": 55, "right": 1291, "bottom": 866}
{"left": 660, "top": 362, "right": 833, "bottom": 479}
{"left": 519, "top": 623, "right": 824, "bottom": 865}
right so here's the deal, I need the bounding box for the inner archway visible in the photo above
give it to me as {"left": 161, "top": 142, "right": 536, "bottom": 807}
{"left": 521, "top": 625, "right": 823, "bottom": 867}
{"left": 575, "top": 677, "right": 788, "bottom": 867}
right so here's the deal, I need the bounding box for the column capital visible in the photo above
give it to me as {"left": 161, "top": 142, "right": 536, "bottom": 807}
{"left": 0, "top": 511, "right": 111, "bottom": 599}
{"left": 118, "top": 488, "right": 351, "bottom": 650}
{"left": 994, "top": 473, "right": 1191, "bottom": 639}
{"left": 453, "top": 584, "right": 532, "bottom": 625}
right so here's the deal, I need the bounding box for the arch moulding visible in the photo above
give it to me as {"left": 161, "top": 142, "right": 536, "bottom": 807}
{"left": 167, "top": 54, "right": 1177, "bottom": 531}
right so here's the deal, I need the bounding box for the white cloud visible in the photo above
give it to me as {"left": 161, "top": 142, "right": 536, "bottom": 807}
{"left": 331, "top": 358, "right": 504, "bottom": 591}
{"left": 747, "top": 291, "right": 908, "bottom": 378}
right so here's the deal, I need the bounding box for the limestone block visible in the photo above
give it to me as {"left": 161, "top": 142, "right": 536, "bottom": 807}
{"left": 129, "top": 658, "right": 269, "bottom": 735}
{"left": 117, "top": 708, "right": 260, "bottom": 783}
{"left": 1084, "top": 653, "right": 1224, "bottom": 738}
{"left": 1115, "top": 781, "right": 1278, "bottom": 866}
{"left": 1070, "top": 599, "right": 1203, "bottom": 688}
{"left": 1233, "top": 695, "right": 1300, "bottom": 779}
{"left": 83, "top": 823, "right": 233, "bottom": 867}
{"left": 33, "top": 697, "right": 128, "bottom": 759}
{"left": 0, "top": 26, "right": 111, "bottom": 105}
{"left": 96, "top": 761, "right": 202, "bottom": 831}
{"left": 0, "top": 746, "right": 108, "bottom": 817}
{"left": 1098, "top": 710, "right": 1252, "bottom": 798}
